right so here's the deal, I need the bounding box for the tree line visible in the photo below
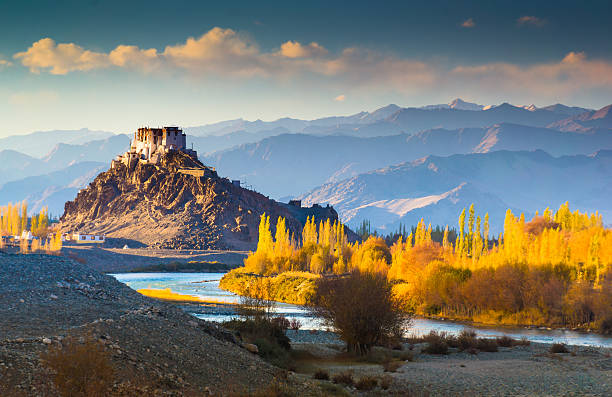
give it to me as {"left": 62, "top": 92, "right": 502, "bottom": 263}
{"left": 239, "top": 202, "right": 612, "bottom": 332}
{"left": 0, "top": 201, "right": 62, "bottom": 253}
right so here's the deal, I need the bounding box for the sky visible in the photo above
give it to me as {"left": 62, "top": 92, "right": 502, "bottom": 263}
{"left": 0, "top": 0, "right": 611, "bottom": 136}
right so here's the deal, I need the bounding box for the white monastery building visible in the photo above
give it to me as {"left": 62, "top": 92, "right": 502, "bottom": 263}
{"left": 112, "top": 126, "right": 197, "bottom": 168}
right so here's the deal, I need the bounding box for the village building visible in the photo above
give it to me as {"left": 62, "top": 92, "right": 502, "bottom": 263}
{"left": 112, "top": 126, "right": 198, "bottom": 168}
{"left": 61, "top": 232, "right": 105, "bottom": 243}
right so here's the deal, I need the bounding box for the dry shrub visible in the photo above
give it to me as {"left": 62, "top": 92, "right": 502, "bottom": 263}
{"left": 383, "top": 360, "right": 403, "bottom": 372}
{"left": 525, "top": 216, "right": 559, "bottom": 235}
{"left": 313, "top": 369, "right": 330, "bottom": 380}
{"left": 332, "top": 371, "right": 354, "bottom": 386}
{"left": 398, "top": 350, "right": 415, "bottom": 361}
{"left": 476, "top": 338, "right": 499, "bottom": 352}
{"left": 289, "top": 318, "right": 302, "bottom": 331}
{"left": 422, "top": 331, "right": 449, "bottom": 355}
{"left": 550, "top": 343, "right": 569, "bottom": 353}
{"left": 310, "top": 271, "right": 410, "bottom": 355}
{"left": 517, "top": 337, "right": 531, "bottom": 346}
{"left": 496, "top": 335, "right": 515, "bottom": 347}
{"left": 229, "top": 378, "right": 296, "bottom": 397}
{"left": 355, "top": 375, "right": 378, "bottom": 391}
{"left": 457, "top": 329, "right": 478, "bottom": 350}
{"left": 40, "top": 336, "right": 114, "bottom": 397}
{"left": 380, "top": 374, "right": 393, "bottom": 390}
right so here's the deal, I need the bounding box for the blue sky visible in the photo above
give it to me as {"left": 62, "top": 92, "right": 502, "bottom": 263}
{"left": 1, "top": 0, "right": 611, "bottom": 136}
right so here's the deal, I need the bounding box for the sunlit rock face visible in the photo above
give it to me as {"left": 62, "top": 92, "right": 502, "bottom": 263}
{"left": 61, "top": 150, "right": 339, "bottom": 250}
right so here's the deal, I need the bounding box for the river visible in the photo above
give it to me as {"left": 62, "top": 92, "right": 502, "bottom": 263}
{"left": 111, "top": 272, "right": 612, "bottom": 348}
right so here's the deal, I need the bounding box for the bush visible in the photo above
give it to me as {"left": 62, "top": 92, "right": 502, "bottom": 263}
{"left": 355, "top": 376, "right": 378, "bottom": 391}
{"left": 476, "top": 338, "right": 499, "bottom": 352}
{"left": 550, "top": 343, "right": 569, "bottom": 353}
{"left": 457, "top": 329, "right": 478, "bottom": 351}
{"left": 313, "top": 369, "right": 330, "bottom": 380}
{"left": 310, "top": 271, "right": 411, "bottom": 355}
{"left": 40, "top": 336, "right": 114, "bottom": 397}
{"left": 380, "top": 374, "right": 393, "bottom": 390}
{"left": 496, "top": 335, "right": 515, "bottom": 347}
{"left": 383, "top": 360, "right": 403, "bottom": 372}
{"left": 332, "top": 371, "right": 354, "bottom": 386}
{"left": 289, "top": 318, "right": 302, "bottom": 331}
{"left": 398, "top": 350, "right": 415, "bottom": 361}
{"left": 422, "top": 331, "right": 449, "bottom": 355}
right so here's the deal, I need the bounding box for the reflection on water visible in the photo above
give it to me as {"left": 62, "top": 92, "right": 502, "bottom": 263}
{"left": 111, "top": 272, "right": 612, "bottom": 348}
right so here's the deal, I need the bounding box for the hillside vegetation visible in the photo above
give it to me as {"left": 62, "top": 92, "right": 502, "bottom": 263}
{"left": 220, "top": 203, "right": 612, "bottom": 332}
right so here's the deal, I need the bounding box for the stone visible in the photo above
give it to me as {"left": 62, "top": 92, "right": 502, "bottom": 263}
{"left": 42, "top": 338, "right": 52, "bottom": 345}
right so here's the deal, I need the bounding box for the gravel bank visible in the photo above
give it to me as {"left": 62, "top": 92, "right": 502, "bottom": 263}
{"left": 290, "top": 337, "right": 612, "bottom": 396}
{"left": 0, "top": 252, "right": 279, "bottom": 395}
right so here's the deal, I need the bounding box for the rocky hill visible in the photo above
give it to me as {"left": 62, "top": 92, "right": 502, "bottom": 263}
{"left": 0, "top": 252, "right": 279, "bottom": 395}
{"left": 60, "top": 151, "right": 339, "bottom": 250}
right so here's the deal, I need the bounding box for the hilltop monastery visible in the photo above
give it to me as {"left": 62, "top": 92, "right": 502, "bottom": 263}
{"left": 112, "top": 126, "right": 197, "bottom": 168}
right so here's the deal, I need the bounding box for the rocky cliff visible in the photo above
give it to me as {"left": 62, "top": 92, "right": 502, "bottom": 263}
{"left": 60, "top": 151, "right": 339, "bottom": 250}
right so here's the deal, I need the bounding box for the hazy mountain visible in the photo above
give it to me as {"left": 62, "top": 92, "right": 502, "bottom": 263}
{"left": 0, "top": 128, "right": 116, "bottom": 158}
{"left": 186, "top": 100, "right": 579, "bottom": 146}
{"left": 300, "top": 150, "right": 612, "bottom": 234}
{"left": 541, "top": 103, "right": 593, "bottom": 116}
{"left": 548, "top": 104, "right": 612, "bottom": 132}
{"left": 0, "top": 135, "right": 128, "bottom": 188}
{"left": 0, "top": 161, "right": 106, "bottom": 215}
{"left": 0, "top": 150, "right": 45, "bottom": 186}
{"left": 202, "top": 124, "right": 612, "bottom": 199}
{"left": 421, "top": 98, "right": 485, "bottom": 111}
{"left": 42, "top": 134, "right": 130, "bottom": 169}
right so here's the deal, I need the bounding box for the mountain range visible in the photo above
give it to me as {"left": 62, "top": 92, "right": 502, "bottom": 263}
{"left": 300, "top": 150, "right": 612, "bottom": 233}
{"left": 202, "top": 123, "right": 612, "bottom": 198}
{"left": 1, "top": 99, "right": 610, "bottom": 231}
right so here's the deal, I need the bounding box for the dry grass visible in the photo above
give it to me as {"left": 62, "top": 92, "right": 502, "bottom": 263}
{"left": 332, "top": 371, "right": 354, "bottom": 386}
{"left": 313, "top": 369, "right": 330, "bottom": 380}
{"left": 40, "top": 336, "right": 115, "bottom": 397}
{"left": 383, "top": 360, "right": 403, "bottom": 372}
{"left": 355, "top": 375, "right": 378, "bottom": 391}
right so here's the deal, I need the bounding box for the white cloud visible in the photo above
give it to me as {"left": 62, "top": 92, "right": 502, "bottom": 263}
{"left": 10, "top": 29, "right": 612, "bottom": 102}
{"left": 334, "top": 94, "right": 346, "bottom": 102}
{"left": 517, "top": 16, "right": 546, "bottom": 27}
{"left": 14, "top": 38, "right": 109, "bottom": 74}
{"left": 279, "top": 41, "right": 328, "bottom": 58}
{"left": 461, "top": 18, "right": 475, "bottom": 28}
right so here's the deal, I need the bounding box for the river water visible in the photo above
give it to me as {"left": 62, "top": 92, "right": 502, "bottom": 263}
{"left": 111, "top": 272, "right": 612, "bottom": 348}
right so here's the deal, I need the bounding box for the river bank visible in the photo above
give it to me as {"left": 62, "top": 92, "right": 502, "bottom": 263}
{"left": 219, "top": 268, "right": 610, "bottom": 336}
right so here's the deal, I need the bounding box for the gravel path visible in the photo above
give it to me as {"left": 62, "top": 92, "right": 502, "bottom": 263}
{"left": 0, "top": 252, "right": 279, "bottom": 396}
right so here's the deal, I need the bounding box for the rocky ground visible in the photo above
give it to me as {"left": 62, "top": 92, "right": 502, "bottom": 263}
{"left": 287, "top": 332, "right": 612, "bottom": 396}
{"left": 0, "top": 252, "right": 280, "bottom": 396}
